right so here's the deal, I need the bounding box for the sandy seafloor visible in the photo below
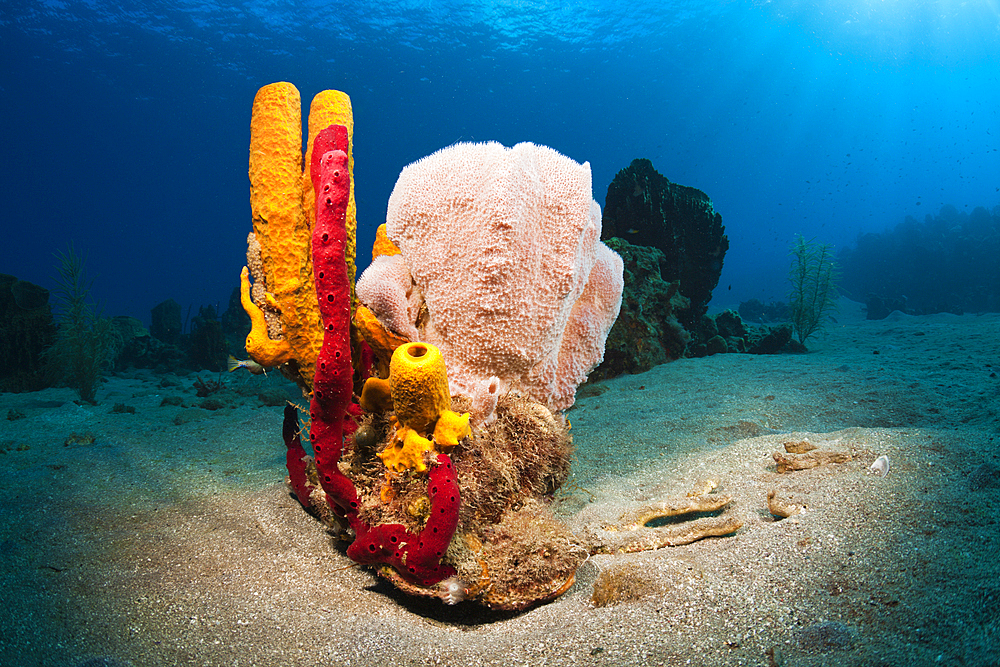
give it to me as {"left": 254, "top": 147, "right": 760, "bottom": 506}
{"left": 2, "top": 298, "right": 999, "bottom": 667}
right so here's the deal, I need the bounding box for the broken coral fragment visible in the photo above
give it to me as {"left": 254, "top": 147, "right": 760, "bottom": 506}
{"left": 585, "top": 489, "right": 742, "bottom": 554}
{"left": 767, "top": 488, "right": 805, "bottom": 518}
{"left": 773, "top": 449, "right": 852, "bottom": 473}
{"left": 782, "top": 438, "right": 818, "bottom": 454}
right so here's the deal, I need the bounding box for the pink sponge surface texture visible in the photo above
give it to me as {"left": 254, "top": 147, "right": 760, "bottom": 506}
{"left": 361, "top": 141, "right": 623, "bottom": 411}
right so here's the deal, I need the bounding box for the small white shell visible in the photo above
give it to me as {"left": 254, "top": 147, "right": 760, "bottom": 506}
{"left": 440, "top": 577, "right": 467, "bottom": 605}
{"left": 869, "top": 455, "right": 890, "bottom": 477}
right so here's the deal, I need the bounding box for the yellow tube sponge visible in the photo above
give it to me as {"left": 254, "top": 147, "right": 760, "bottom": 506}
{"left": 240, "top": 267, "right": 292, "bottom": 367}
{"left": 378, "top": 341, "right": 472, "bottom": 471}
{"left": 242, "top": 82, "right": 357, "bottom": 390}
{"left": 389, "top": 342, "right": 451, "bottom": 434}
{"left": 247, "top": 82, "right": 321, "bottom": 382}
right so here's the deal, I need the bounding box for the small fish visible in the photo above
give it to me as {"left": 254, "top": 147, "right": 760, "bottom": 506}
{"left": 228, "top": 355, "right": 266, "bottom": 375}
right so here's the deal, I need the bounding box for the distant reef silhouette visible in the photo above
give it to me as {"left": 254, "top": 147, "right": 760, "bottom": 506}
{"left": 839, "top": 204, "right": 1000, "bottom": 319}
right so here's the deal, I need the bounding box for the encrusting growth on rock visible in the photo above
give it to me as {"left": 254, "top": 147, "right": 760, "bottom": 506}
{"left": 581, "top": 484, "right": 743, "bottom": 554}
{"left": 773, "top": 447, "right": 852, "bottom": 473}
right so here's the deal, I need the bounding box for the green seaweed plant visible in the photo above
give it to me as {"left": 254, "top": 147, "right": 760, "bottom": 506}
{"left": 44, "top": 245, "right": 120, "bottom": 404}
{"left": 788, "top": 235, "right": 840, "bottom": 346}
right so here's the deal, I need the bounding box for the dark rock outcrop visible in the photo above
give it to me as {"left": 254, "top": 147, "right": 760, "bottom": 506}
{"left": 150, "top": 298, "right": 182, "bottom": 344}
{"left": 591, "top": 238, "right": 690, "bottom": 380}
{"left": 0, "top": 274, "right": 57, "bottom": 392}
{"left": 602, "top": 158, "right": 729, "bottom": 330}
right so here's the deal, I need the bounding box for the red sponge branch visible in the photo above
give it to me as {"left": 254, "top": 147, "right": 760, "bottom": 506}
{"left": 286, "top": 123, "right": 460, "bottom": 588}
{"left": 309, "top": 124, "right": 361, "bottom": 518}
{"left": 282, "top": 405, "right": 314, "bottom": 509}
{"left": 347, "top": 453, "right": 460, "bottom": 586}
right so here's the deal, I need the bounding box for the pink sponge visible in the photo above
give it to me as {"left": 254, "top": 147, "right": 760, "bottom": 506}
{"left": 357, "top": 141, "right": 623, "bottom": 411}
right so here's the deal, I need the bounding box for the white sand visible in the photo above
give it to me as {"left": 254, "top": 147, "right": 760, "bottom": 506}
{"left": 2, "top": 298, "right": 998, "bottom": 666}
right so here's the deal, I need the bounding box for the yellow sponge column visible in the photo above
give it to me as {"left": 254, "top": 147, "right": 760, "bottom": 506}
{"left": 304, "top": 90, "right": 357, "bottom": 304}
{"left": 389, "top": 342, "right": 451, "bottom": 433}
{"left": 242, "top": 83, "right": 357, "bottom": 391}
{"left": 375, "top": 341, "right": 471, "bottom": 472}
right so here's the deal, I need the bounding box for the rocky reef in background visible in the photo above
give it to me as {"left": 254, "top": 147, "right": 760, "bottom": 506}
{"left": 602, "top": 158, "right": 729, "bottom": 331}
{"left": 1, "top": 272, "right": 252, "bottom": 396}
{"left": 593, "top": 160, "right": 791, "bottom": 381}
{"left": 589, "top": 238, "right": 690, "bottom": 380}
{"left": 839, "top": 204, "right": 1000, "bottom": 318}
{"left": 0, "top": 274, "right": 57, "bottom": 392}
{"left": 118, "top": 287, "right": 250, "bottom": 375}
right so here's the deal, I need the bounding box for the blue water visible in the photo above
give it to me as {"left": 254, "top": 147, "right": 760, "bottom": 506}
{"left": 2, "top": 1, "right": 998, "bottom": 323}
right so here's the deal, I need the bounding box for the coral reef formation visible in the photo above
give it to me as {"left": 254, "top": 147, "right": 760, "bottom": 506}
{"left": 591, "top": 158, "right": 766, "bottom": 375}
{"left": 688, "top": 309, "right": 793, "bottom": 357}
{"left": 240, "top": 94, "right": 607, "bottom": 609}
{"left": 738, "top": 298, "right": 791, "bottom": 324}
{"left": 601, "top": 158, "right": 728, "bottom": 331}
{"left": 237, "top": 96, "right": 781, "bottom": 609}
{"left": 356, "top": 141, "right": 624, "bottom": 412}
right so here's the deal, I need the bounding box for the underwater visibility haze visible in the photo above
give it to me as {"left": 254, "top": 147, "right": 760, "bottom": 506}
{"left": 2, "top": 0, "right": 998, "bottom": 320}
{"left": 3, "top": 2, "right": 1000, "bottom": 666}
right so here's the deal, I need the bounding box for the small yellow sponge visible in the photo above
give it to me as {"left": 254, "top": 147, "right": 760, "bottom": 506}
{"left": 360, "top": 376, "right": 393, "bottom": 413}
{"left": 389, "top": 342, "right": 450, "bottom": 434}
{"left": 433, "top": 410, "right": 471, "bottom": 452}
{"left": 372, "top": 223, "right": 401, "bottom": 259}
{"left": 378, "top": 426, "right": 435, "bottom": 472}
{"left": 354, "top": 304, "right": 409, "bottom": 373}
